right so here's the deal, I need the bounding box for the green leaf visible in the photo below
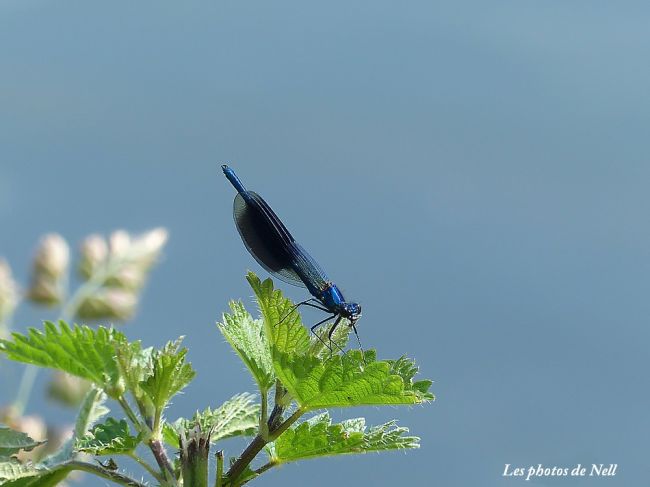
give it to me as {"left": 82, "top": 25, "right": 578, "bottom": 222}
{"left": 274, "top": 349, "right": 431, "bottom": 410}
{"left": 0, "top": 388, "right": 108, "bottom": 484}
{"left": 244, "top": 272, "right": 434, "bottom": 409}
{"left": 140, "top": 338, "right": 196, "bottom": 417}
{"left": 73, "top": 387, "right": 110, "bottom": 440}
{"left": 76, "top": 418, "right": 139, "bottom": 455}
{"left": 0, "top": 321, "right": 128, "bottom": 398}
{"left": 271, "top": 412, "right": 419, "bottom": 463}
{"left": 387, "top": 356, "right": 435, "bottom": 402}
{"left": 246, "top": 272, "right": 310, "bottom": 356}
{"left": 40, "top": 387, "right": 108, "bottom": 483}
{"left": 115, "top": 344, "right": 156, "bottom": 420}
{"left": 308, "top": 321, "right": 351, "bottom": 358}
{"left": 0, "top": 468, "right": 71, "bottom": 487}
{"left": 0, "top": 458, "right": 39, "bottom": 481}
{"left": 0, "top": 427, "right": 43, "bottom": 457}
{"left": 218, "top": 301, "right": 274, "bottom": 391}
{"left": 164, "top": 393, "right": 259, "bottom": 448}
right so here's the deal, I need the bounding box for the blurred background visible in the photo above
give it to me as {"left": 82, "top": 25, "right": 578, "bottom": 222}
{"left": 1, "top": 1, "right": 649, "bottom": 485}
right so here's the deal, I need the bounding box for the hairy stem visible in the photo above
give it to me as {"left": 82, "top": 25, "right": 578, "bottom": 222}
{"left": 128, "top": 452, "right": 165, "bottom": 483}
{"left": 65, "top": 460, "right": 148, "bottom": 487}
{"left": 149, "top": 438, "right": 177, "bottom": 485}
{"left": 253, "top": 461, "right": 276, "bottom": 476}
{"left": 215, "top": 450, "right": 224, "bottom": 487}
{"left": 118, "top": 396, "right": 143, "bottom": 430}
{"left": 226, "top": 407, "right": 304, "bottom": 485}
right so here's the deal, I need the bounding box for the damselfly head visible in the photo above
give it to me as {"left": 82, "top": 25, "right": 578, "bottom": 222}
{"left": 341, "top": 302, "right": 362, "bottom": 322}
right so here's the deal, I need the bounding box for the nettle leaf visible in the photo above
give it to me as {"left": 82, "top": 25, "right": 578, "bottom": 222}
{"left": 308, "top": 321, "right": 351, "bottom": 358}
{"left": 246, "top": 273, "right": 310, "bottom": 356}
{"left": 388, "top": 356, "right": 434, "bottom": 401}
{"left": 0, "top": 427, "right": 44, "bottom": 457}
{"left": 0, "top": 388, "right": 108, "bottom": 485}
{"left": 244, "top": 272, "right": 434, "bottom": 409}
{"left": 76, "top": 418, "right": 139, "bottom": 455}
{"left": 0, "top": 459, "right": 40, "bottom": 481}
{"left": 164, "top": 393, "right": 259, "bottom": 448}
{"left": 0, "top": 321, "right": 128, "bottom": 397}
{"left": 41, "top": 387, "right": 109, "bottom": 470}
{"left": 73, "top": 387, "right": 110, "bottom": 440}
{"left": 116, "top": 344, "right": 156, "bottom": 418}
{"left": 5, "top": 469, "right": 73, "bottom": 487}
{"left": 218, "top": 301, "right": 274, "bottom": 391}
{"left": 141, "top": 338, "right": 196, "bottom": 413}
{"left": 274, "top": 349, "right": 431, "bottom": 410}
{"left": 271, "top": 412, "right": 419, "bottom": 462}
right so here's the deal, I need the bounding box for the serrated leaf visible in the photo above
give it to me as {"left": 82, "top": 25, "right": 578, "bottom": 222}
{"left": 76, "top": 418, "right": 138, "bottom": 455}
{"left": 0, "top": 468, "right": 70, "bottom": 487}
{"left": 140, "top": 338, "right": 196, "bottom": 414}
{"left": 164, "top": 393, "right": 259, "bottom": 448}
{"left": 0, "top": 458, "right": 39, "bottom": 480}
{"left": 274, "top": 349, "right": 431, "bottom": 409}
{"left": 0, "top": 321, "right": 129, "bottom": 398}
{"left": 387, "top": 356, "right": 435, "bottom": 402}
{"left": 271, "top": 412, "right": 419, "bottom": 462}
{"left": 246, "top": 273, "right": 310, "bottom": 356}
{"left": 73, "top": 387, "right": 110, "bottom": 440}
{"left": 244, "top": 273, "right": 434, "bottom": 409}
{"left": 0, "top": 427, "right": 43, "bottom": 457}
{"left": 218, "top": 301, "right": 274, "bottom": 391}
{"left": 116, "top": 344, "right": 156, "bottom": 419}
{"left": 37, "top": 387, "right": 109, "bottom": 481}
{"left": 308, "top": 321, "right": 350, "bottom": 358}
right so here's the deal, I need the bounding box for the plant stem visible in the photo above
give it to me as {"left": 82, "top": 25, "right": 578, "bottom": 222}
{"left": 128, "top": 452, "right": 165, "bottom": 483}
{"left": 225, "top": 407, "right": 305, "bottom": 485}
{"left": 149, "top": 438, "right": 177, "bottom": 485}
{"left": 65, "top": 460, "right": 148, "bottom": 487}
{"left": 253, "top": 461, "right": 276, "bottom": 476}
{"left": 118, "top": 396, "right": 143, "bottom": 430}
{"left": 215, "top": 450, "right": 224, "bottom": 487}
{"left": 259, "top": 388, "right": 268, "bottom": 438}
{"left": 12, "top": 364, "right": 38, "bottom": 416}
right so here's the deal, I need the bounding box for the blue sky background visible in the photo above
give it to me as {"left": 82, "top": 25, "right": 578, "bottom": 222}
{"left": 1, "top": 1, "right": 649, "bottom": 486}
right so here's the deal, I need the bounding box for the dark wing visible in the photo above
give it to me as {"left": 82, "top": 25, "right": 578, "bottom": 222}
{"left": 233, "top": 191, "right": 306, "bottom": 287}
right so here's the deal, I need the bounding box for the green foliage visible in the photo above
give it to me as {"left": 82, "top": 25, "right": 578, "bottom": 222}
{"left": 218, "top": 301, "right": 274, "bottom": 391}
{"left": 76, "top": 418, "right": 139, "bottom": 455}
{"left": 270, "top": 412, "right": 419, "bottom": 462}
{"left": 246, "top": 273, "right": 310, "bottom": 357}
{"left": 308, "top": 321, "right": 350, "bottom": 358}
{"left": 0, "top": 321, "right": 128, "bottom": 398}
{"left": 0, "top": 387, "right": 108, "bottom": 485}
{"left": 164, "top": 393, "right": 259, "bottom": 448}
{"left": 273, "top": 349, "right": 430, "bottom": 409}
{"left": 245, "top": 273, "right": 433, "bottom": 410}
{"left": 140, "top": 338, "right": 195, "bottom": 430}
{"left": 0, "top": 427, "right": 43, "bottom": 457}
{"left": 0, "top": 272, "right": 432, "bottom": 487}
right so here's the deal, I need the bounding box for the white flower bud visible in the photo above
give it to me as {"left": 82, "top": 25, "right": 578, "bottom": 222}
{"left": 33, "top": 234, "right": 69, "bottom": 278}
{"left": 77, "top": 288, "right": 138, "bottom": 321}
{"left": 0, "top": 258, "right": 19, "bottom": 323}
{"left": 79, "top": 234, "right": 108, "bottom": 278}
{"left": 109, "top": 230, "right": 131, "bottom": 258}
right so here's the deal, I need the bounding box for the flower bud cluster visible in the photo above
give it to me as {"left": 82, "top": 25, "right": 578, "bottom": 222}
{"left": 27, "top": 234, "right": 70, "bottom": 306}
{"left": 0, "top": 258, "right": 19, "bottom": 326}
{"left": 76, "top": 228, "right": 168, "bottom": 321}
